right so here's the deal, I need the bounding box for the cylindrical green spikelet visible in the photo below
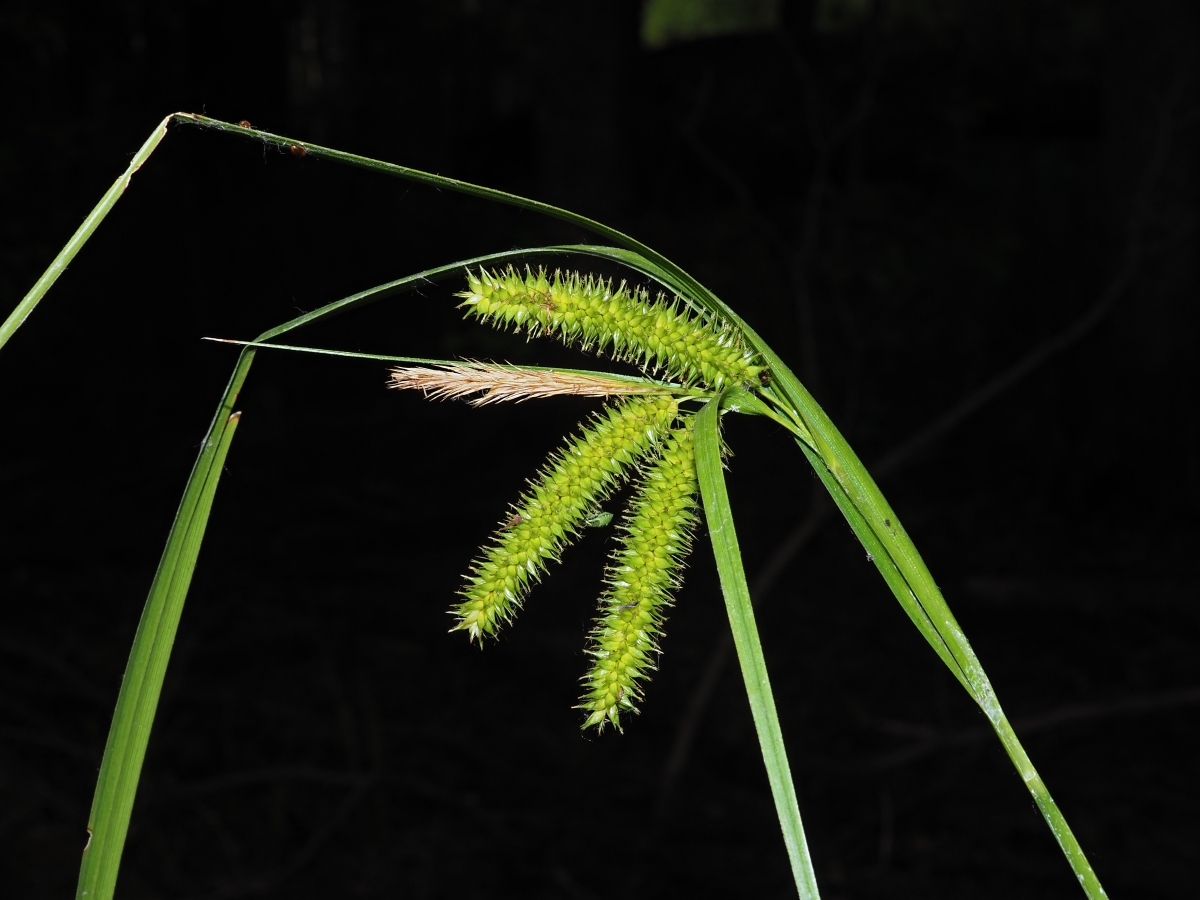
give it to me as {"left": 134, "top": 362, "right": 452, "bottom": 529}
{"left": 453, "top": 395, "right": 680, "bottom": 642}
{"left": 578, "top": 421, "right": 700, "bottom": 733}
{"left": 458, "top": 266, "right": 765, "bottom": 391}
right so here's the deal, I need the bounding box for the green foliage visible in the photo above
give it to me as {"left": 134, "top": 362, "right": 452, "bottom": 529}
{"left": 693, "top": 395, "right": 820, "bottom": 899}
{"left": 0, "top": 116, "right": 170, "bottom": 351}
{"left": 0, "top": 115, "right": 1109, "bottom": 900}
{"left": 641, "top": 0, "right": 780, "bottom": 48}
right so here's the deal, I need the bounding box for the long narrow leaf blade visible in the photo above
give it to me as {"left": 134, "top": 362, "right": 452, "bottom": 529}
{"left": 556, "top": 242, "right": 1107, "bottom": 899}
{"left": 253, "top": 246, "right": 585, "bottom": 343}
{"left": 792, "top": 438, "right": 971, "bottom": 692}
{"left": 1, "top": 116, "right": 172, "bottom": 351}
{"left": 174, "top": 115, "right": 722, "bottom": 306}
{"left": 77, "top": 351, "right": 250, "bottom": 900}
{"left": 694, "top": 397, "right": 821, "bottom": 900}
{"left": 202, "top": 338, "right": 701, "bottom": 392}
{"left": 793, "top": 435, "right": 1108, "bottom": 897}
{"left": 75, "top": 248, "right": 585, "bottom": 898}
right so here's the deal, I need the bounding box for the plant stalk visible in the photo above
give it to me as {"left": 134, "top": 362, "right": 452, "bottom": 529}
{"left": 694, "top": 396, "right": 821, "bottom": 899}
{"left": 0, "top": 116, "right": 172, "bottom": 351}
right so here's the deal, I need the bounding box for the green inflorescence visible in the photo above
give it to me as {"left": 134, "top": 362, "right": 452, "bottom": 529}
{"left": 452, "top": 266, "right": 720, "bottom": 729}
{"left": 453, "top": 395, "right": 681, "bottom": 641}
{"left": 459, "top": 266, "right": 765, "bottom": 391}
{"left": 578, "top": 421, "right": 700, "bottom": 732}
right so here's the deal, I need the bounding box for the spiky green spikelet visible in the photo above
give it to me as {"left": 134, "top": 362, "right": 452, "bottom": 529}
{"left": 458, "top": 267, "right": 765, "bottom": 390}
{"left": 578, "top": 422, "right": 700, "bottom": 732}
{"left": 453, "top": 395, "right": 680, "bottom": 642}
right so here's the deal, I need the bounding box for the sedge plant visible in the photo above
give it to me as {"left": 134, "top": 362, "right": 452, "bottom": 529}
{"left": 2, "top": 114, "right": 1109, "bottom": 900}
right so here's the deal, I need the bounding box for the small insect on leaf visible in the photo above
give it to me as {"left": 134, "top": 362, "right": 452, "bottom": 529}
{"left": 500, "top": 513, "right": 525, "bottom": 531}
{"left": 583, "top": 511, "right": 613, "bottom": 528}
{"left": 290, "top": 144, "right": 308, "bottom": 158}
{"left": 238, "top": 120, "right": 253, "bottom": 129}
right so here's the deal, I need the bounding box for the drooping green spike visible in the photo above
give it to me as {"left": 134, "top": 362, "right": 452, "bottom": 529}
{"left": 453, "top": 395, "right": 680, "bottom": 641}
{"left": 578, "top": 420, "right": 700, "bottom": 732}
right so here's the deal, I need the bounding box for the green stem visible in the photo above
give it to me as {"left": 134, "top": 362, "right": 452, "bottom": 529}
{"left": 694, "top": 396, "right": 821, "bottom": 900}
{"left": 171, "top": 115, "right": 723, "bottom": 321}
{"left": 0, "top": 116, "right": 172, "bottom": 351}
{"left": 991, "top": 714, "right": 1108, "bottom": 898}
{"left": 201, "top": 337, "right": 708, "bottom": 399}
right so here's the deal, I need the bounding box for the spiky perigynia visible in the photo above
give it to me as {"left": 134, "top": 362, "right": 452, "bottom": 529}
{"left": 453, "top": 395, "right": 681, "bottom": 641}
{"left": 578, "top": 421, "right": 700, "bottom": 732}
{"left": 458, "top": 266, "right": 766, "bottom": 390}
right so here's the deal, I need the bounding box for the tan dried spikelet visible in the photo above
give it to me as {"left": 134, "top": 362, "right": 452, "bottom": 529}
{"left": 388, "top": 362, "right": 670, "bottom": 406}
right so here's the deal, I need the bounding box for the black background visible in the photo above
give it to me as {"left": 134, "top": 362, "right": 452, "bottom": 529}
{"left": 1, "top": 1, "right": 1197, "bottom": 898}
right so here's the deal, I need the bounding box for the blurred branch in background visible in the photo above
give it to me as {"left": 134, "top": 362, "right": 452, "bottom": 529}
{"left": 641, "top": 0, "right": 781, "bottom": 49}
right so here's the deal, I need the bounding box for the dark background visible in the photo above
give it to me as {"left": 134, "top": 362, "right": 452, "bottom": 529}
{"left": 1, "top": 1, "right": 1197, "bottom": 897}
